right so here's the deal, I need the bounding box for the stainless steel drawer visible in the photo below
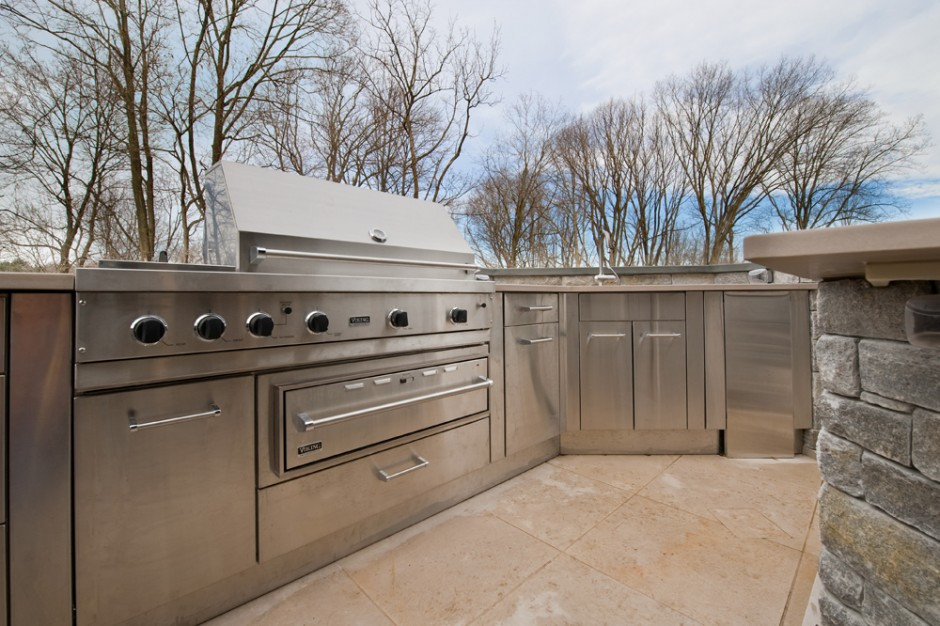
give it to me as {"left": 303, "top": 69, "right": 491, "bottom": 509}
{"left": 580, "top": 293, "right": 686, "bottom": 321}
{"left": 505, "top": 293, "right": 559, "bottom": 326}
{"left": 282, "top": 358, "right": 489, "bottom": 470}
{"left": 259, "top": 417, "right": 491, "bottom": 561}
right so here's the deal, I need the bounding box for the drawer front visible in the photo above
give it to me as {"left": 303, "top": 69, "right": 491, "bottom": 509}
{"left": 504, "top": 323, "right": 560, "bottom": 455}
{"left": 259, "top": 417, "right": 490, "bottom": 561}
{"left": 505, "top": 293, "right": 559, "bottom": 326}
{"left": 580, "top": 293, "right": 686, "bottom": 321}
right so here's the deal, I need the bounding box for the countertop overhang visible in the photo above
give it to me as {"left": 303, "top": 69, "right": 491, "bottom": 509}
{"left": 744, "top": 218, "right": 940, "bottom": 284}
{"left": 0, "top": 272, "right": 75, "bottom": 291}
{"left": 495, "top": 283, "right": 815, "bottom": 292}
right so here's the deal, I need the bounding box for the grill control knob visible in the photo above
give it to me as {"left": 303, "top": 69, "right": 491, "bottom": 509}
{"left": 387, "top": 309, "right": 409, "bottom": 329}
{"left": 194, "top": 313, "right": 226, "bottom": 341}
{"left": 131, "top": 315, "right": 167, "bottom": 345}
{"left": 247, "top": 312, "right": 275, "bottom": 337}
{"left": 449, "top": 307, "right": 468, "bottom": 324}
{"left": 305, "top": 311, "right": 329, "bottom": 334}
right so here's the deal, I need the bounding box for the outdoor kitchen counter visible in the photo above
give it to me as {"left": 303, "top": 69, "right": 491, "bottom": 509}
{"left": 494, "top": 283, "right": 816, "bottom": 292}
{"left": 0, "top": 272, "right": 74, "bottom": 291}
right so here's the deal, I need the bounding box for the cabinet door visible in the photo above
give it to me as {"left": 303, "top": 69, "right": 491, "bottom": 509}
{"left": 505, "top": 322, "right": 559, "bottom": 455}
{"left": 74, "top": 377, "right": 255, "bottom": 626}
{"left": 633, "top": 321, "right": 687, "bottom": 429}
{"left": 580, "top": 322, "right": 633, "bottom": 430}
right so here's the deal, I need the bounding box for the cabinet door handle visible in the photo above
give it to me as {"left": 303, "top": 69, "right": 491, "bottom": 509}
{"left": 128, "top": 404, "right": 221, "bottom": 432}
{"left": 587, "top": 332, "right": 626, "bottom": 340}
{"left": 378, "top": 455, "right": 430, "bottom": 481}
{"left": 643, "top": 332, "right": 682, "bottom": 339}
{"left": 523, "top": 305, "right": 554, "bottom": 311}
{"left": 519, "top": 337, "right": 554, "bottom": 345}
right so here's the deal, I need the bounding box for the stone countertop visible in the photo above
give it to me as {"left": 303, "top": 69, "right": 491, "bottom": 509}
{"left": 744, "top": 218, "right": 940, "bottom": 284}
{"left": 495, "top": 283, "right": 816, "bottom": 293}
{"left": 0, "top": 272, "right": 74, "bottom": 291}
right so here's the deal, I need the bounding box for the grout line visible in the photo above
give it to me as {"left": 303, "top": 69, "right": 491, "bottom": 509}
{"left": 464, "top": 553, "right": 560, "bottom": 625}
{"left": 338, "top": 565, "right": 402, "bottom": 626}
{"left": 778, "top": 495, "right": 821, "bottom": 626}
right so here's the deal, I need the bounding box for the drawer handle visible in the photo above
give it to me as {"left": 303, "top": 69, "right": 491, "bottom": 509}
{"left": 519, "top": 337, "right": 554, "bottom": 345}
{"left": 642, "top": 332, "right": 682, "bottom": 340}
{"left": 587, "top": 332, "right": 626, "bottom": 340}
{"left": 378, "top": 455, "right": 430, "bottom": 481}
{"left": 523, "top": 305, "right": 554, "bottom": 312}
{"left": 128, "top": 404, "right": 221, "bottom": 432}
{"left": 296, "top": 376, "right": 493, "bottom": 432}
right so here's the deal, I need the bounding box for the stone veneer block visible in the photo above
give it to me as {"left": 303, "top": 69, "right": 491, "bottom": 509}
{"left": 912, "top": 409, "right": 940, "bottom": 482}
{"left": 714, "top": 272, "right": 748, "bottom": 284}
{"left": 819, "top": 548, "right": 865, "bottom": 610}
{"left": 859, "top": 391, "right": 915, "bottom": 413}
{"left": 817, "top": 429, "right": 863, "bottom": 497}
{"left": 819, "top": 485, "right": 940, "bottom": 624}
{"left": 862, "top": 452, "right": 940, "bottom": 542}
{"left": 859, "top": 340, "right": 940, "bottom": 412}
{"left": 816, "top": 279, "right": 930, "bottom": 341}
{"left": 815, "top": 392, "right": 912, "bottom": 466}
{"left": 862, "top": 583, "right": 930, "bottom": 626}
{"left": 819, "top": 590, "right": 866, "bottom": 626}
{"left": 816, "top": 335, "right": 861, "bottom": 397}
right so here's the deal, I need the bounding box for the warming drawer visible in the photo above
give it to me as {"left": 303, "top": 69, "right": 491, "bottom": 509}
{"left": 281, "top": 358, "right": 489, "bottom": 470}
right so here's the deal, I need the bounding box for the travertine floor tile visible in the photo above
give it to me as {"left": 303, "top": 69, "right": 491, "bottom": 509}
{"left": 804, "top": 503, "right": 822, "bottom": 556}
{"left": 203, "top": 564, "right": 392, "bottom": 626}
{"left": 781, "top": 550, "right": 820, "bottom": 626}
{"left": 474, "top": 553, "right": 701, "bottom": 625}
{"left": 341, "top": 514, "right": 558, "bottom": 625}
{"left": 457, "top": 462, "right": 630, "bottom": 550}
{"left": 639, "top": 456, "right": 820, "bottom": 550}
{"left": 548, "top": 454, "right": 678, "bottom": 493}
{"left": 567, "top": 495, "right": 801, "bottom": 626}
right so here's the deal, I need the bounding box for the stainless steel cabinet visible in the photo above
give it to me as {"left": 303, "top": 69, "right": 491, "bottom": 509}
{"left": 579, "top": 322, "right": 633, "bottom": 429}
{"left": 504, "top": 321, "right": 560, "bottom": 455}
{"left": 633, "top": 321, "right": 688, "bottom": 429}
{"left": 74, "top": 376, "right": 256, "bottom": 626}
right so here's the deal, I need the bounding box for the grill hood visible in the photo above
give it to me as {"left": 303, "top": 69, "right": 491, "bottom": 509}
{"left": 203, "top": 161, "right": 478, "bottom": 280}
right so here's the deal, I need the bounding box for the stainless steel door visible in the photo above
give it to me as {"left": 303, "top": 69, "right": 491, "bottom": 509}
{"left": 74, "top": 376, "right": 255, "bottom": 626}
{"left": 633, "top": 321, "right": 687, "bottom": 429}
{"left": 579, "top": 322, "right": 633, "bottom": 430}
{"left": 504, "top": 322, "right": 559, "bottom": 455}
{"left": 724, "top": 292, "right": 796, "bottom": 457}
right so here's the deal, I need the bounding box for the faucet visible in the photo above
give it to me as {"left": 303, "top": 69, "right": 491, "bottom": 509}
{"left": 594, "top": 231, "right": 619, "bottom": 284}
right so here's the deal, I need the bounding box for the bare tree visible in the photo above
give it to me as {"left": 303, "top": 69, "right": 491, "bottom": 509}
{"left": 0, "top": 42, "right": 124, "bottom": 270}
{"left": 656, "top": 58, "right": 830, "bottom": 263}
{"left": 358, "top": 0, "right": 500, "bottom": 204}
{"left": 764, "top": 81, "right": 927, "bottom": 230}
{"left": 463, "top": 95, "right": 564, "bottom": 267}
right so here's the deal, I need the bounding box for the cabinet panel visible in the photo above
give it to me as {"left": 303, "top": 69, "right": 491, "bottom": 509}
{"left": 580, "top": 322, "right": 633, "bottom": 430}
{"left": 74, "top": 376, "right": 255, "bottom": 626}
{"left": 580, "top": 293, "right": 685, "bottom": 321}
{"left": 505, "top": 322, "right": 560, "bottom": 454}
{"left": 634, "top": 321, "right": 687, "bottom": 430}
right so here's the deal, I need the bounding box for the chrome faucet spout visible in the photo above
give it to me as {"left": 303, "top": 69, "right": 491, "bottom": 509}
{"left": 593, "top": 231, "right": 619, "bottom": 284}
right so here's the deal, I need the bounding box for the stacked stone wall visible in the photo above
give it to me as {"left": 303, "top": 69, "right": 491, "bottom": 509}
{"left": 813, "top": 279, "right": 940, "bottom": 626}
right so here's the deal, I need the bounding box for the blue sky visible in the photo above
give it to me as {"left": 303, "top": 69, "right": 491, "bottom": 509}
{"left": 419, "top": 0, "right": 940, "bottom": 220}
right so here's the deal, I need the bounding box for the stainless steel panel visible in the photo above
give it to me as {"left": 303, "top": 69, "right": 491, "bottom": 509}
{"left": 634, "top": 321, "right": 688, "bottom": 430}
{"left": 74, "top": 376, "right": 255, "bottom": 626}
{"left": 704, "top": 292, "right": 726, "bottom": 429}
{"left": 259, "top": 417, "right": 490, "bottom": 561}
{"left": 504, "top": 322, "right": 560, "bottom": 455}
{"left": 0, "top": 524, "right": 5, "bottom": 626}
{"left": 76, "top": 291, "right": 493, "bottom": 363}
{"left": 561, "top": 293, "right": 581, "bottom": 433}
{"left": 490, "top": 297, "right": 506, "bottom": 461}
{"left": 579, "top": 292, "right": 686, "bottom": 321}
{"left": 0, "top": 379, "right": 4, "bottom": 524}
{"left": 791, "top": 291, "right": 813, "bottom": 429}
{"left": 75, "top": 266, "right": 496, "bottom": 294}
{"left": 504, "top": 293, "right": 559, "bottom": 326}
{"left": 0, "top": 295, "right": 6, "bottom": 373}
{"left": 724, "top": 292, "right": 796, "bottom": 457}
{"left": 77, "top": 328, "right": 491, "bottom": 392}
{"left": 579, "top": 322, "right": 633, "bottom": 430}
{"left": 686, "top": 292, "right": 706, "bottom": 429}
{"left": 283, "top": 358, "right": 488, "bottom": 470}
{"left": 8, "top": 293, "right": 72, "bottom": 626}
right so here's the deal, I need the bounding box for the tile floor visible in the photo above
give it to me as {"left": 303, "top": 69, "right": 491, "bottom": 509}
{"left": 208, "top": 455, "right": 822, "bottom": 626}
